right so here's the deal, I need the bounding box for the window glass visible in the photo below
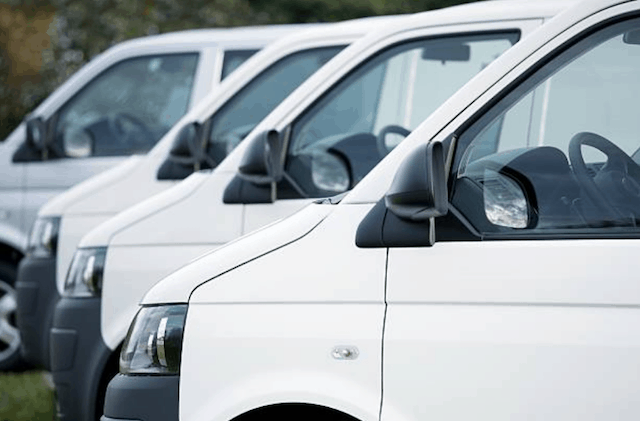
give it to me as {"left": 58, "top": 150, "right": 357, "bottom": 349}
{"left": 452, "top": 21, "right": 640, "bottom": 234}
{"left": 207, "top": 46, "right": 344, "bottom": 164}
{"left": 286, "top": 32, "right": 518, "bottom": 198}
{"left": 56, "top": 53, "right": 199, "bottom": 158}
{"left": 221, "top": 49, "right": 259, "bottom": 80}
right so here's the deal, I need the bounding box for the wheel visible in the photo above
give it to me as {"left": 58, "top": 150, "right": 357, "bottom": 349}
{"left": 0, "top": 261, "right": 27, "bottom": 371}
{"left": 568, "top": 131, "right": 640, "bottom": 221}
{"left": 376, "top": 124, "right": 411, "bottom": 157}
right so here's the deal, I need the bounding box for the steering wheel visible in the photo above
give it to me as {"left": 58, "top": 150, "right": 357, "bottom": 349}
{"left": 108, "top": 113, "right": 155, "bottom": 149}
{"left": 568, "top": 131, "right": 640, "bottom": 220}
{"left": 376, "top": 125, "right": 411, "bottom": 158}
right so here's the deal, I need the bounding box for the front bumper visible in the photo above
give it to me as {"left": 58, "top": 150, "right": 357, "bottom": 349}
{"left": 51, "top": 297, "right": 115, "bottom": 421}
{"left": 102, "top": 374, "right": 180, "bottom": 421}
{"left": 15, "top": 255, "right": 59, "bottom": 369}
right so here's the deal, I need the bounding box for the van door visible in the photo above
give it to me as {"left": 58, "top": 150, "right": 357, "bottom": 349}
{"left": 383, "top": 15, "right": 640, "bottom": 421}
{"left": 22, "top": 52, "right": 200, "bottom": 227}
{"left": 244, "top": 30, "right": 521, "bottom": 233}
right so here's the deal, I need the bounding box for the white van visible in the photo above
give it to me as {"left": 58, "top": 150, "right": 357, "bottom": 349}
{"left": 58, "top": 1, "right": 570, "bottom": 420}
{"left": 107, "top": 0, "right": 640, "bottom": 420}
{"left": 3, "top": 24, "right": 303, "bottom": 369}
{"left": 34, "top": 18, "right": 396, "bottom": 421}
{"left": 14, "top": 21, "right": 347, "bottom": 372}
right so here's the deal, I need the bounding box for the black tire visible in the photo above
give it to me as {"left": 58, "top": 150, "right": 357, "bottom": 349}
{"left": 0, "top": 261, "right": 28, "bottom": 371}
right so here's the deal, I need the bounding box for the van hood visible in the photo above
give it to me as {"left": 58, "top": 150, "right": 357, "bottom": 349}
{"left": 79, "top": 171, "right": 210, "bottom": 247}
{"left": 141, "top": 203, "right": 332, "bottom": 305}
{"left": 38, "top": 156, "right": 142, "bottom": 217}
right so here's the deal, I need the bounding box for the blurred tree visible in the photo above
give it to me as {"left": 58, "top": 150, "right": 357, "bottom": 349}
{"left": 248, "top": 0, "right": 479, "bottom": 22}
{"left": 0, "top": 0, "right": 480, "bottom": 140}
{"left": 0, "top": 1, "right": 55, "bottom": 138}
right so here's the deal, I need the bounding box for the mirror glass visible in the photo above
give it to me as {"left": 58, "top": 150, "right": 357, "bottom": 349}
{"left": 483, "top": 170, "right": 528, "bottom": 228}
{"left": 63, "top": 128, "right": 92, "bottom": 158}
{"left": 311, "top": 151, "right": 350, "bottom": 193}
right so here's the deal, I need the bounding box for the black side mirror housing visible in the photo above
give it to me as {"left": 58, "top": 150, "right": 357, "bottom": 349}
{"left": 356, "top": 141, "right": 449, "bottom": 248}
{"left": 385, "top": 141, "right": 448, "bottom": 221}
{"left": 157, "top": 122, "right": 204, "bottom": 181}
{"left": 170, "top": 122, "right": 202, "bottom": 163}
{"left": 238, "top": 129, "right": 282, "bottom": 185}
{"left": 26, "top": 117, "right": 47, "bottom": 149}
{"left": 13, "top": 117, "right": 50, "bottom": 162}
{"left": 223, "top": 130, "right": 283, "bottom": 204}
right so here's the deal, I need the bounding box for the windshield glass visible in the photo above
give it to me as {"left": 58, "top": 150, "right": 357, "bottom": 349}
{"left": 284, "top": 32, "right": 519, "bottom": 198}
{"left": 453, "top": 21, "right": 640, "bottom": 233}
{"left": 221, "top": 49, "right": 259, "bottom": 80}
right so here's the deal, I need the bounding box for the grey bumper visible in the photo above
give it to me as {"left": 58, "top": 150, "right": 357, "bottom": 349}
{"left": 15, "top": 255, "right": 59, "bottom": 369}
{"left": 103, "top": 374, "right": 180, "bottom": 421}
{"left": 51, "top": 296, "right": 116, "bottom": 421}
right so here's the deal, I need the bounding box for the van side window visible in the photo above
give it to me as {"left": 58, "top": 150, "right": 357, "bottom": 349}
{"left": 285, "top": 32, "right": 519, "bottom": 199}
{"left": 55, "top": 53, "right": 199, "bottom": 158}
{"left": 221, "top": 49, "right": 259, "bottom": 80}
{"left": 207, "top": 46, "right": 344, "bottom": 164}
{"left": 451, "top": 19, "right": 640, "bottom": 235}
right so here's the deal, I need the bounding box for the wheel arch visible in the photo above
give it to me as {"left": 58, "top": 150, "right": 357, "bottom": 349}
{"left": 94, "top": 343, "right": 122, "bottom": 420}
{"left": 230, "top": 403, "right": 362, "bottom": 421}
{"left": 183, "top": 373, "right": 382, "bottom": 421}
{"left": 0, "top": 239, "right": 25, "bottom": 266}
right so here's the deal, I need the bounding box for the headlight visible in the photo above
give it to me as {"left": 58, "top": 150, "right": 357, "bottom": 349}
{"left": 63, "top": 247, "right": 106, "bottom": 297}
{"left": 27, "top": 217, "right": 60, "bottom": 257}
{"left": 120, "top": 305, "right": 187, "bottom": 375}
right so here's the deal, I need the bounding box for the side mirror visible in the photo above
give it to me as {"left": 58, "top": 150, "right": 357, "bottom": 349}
{"left": 63, "top": 128, "right": 94, "bottom": 158}
{"left": 13, "top": 117, "right": 58, "bottom": 162}
{"left": 310, "top": 151, "right": 350, "bottom": 193}
{"left": 170, "top": 122, "right": 202, "bottom": 165}
{"left": 385, "top": 141, "right": 448, "bottom": 221}
{"left": 238, "top": 130, "right": 282, "bottom": 185}
{"left": 26, "top": 117, "right": 46, "bottom": 150}
{"left": 377, "top": 125, "right": 411, "bottom": 157}
{"left": 156, "top": 122, "right": 205, "bottom": 181}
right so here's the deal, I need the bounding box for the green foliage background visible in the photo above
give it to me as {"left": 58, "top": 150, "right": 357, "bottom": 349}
{"left": 0, "top": 0, "right": 479, "bottom": 140}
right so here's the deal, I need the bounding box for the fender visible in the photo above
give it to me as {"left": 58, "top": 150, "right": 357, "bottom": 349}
{"left": 181, "top": 298, "right": 387, "bottom": 421}
{"left": 184, "top": 371, "right": 383, "bottom": 421}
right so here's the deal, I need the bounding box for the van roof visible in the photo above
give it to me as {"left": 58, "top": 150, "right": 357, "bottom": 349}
{"left": 83, "top": 0, "right": 581, "bottom": 57}
{"left": 385, "top": 0, "right": 579, "bottom": 33}
{"left": 120, "top": 14, "right": 408, "bottom": 51}
{"left": 108, "top": 23, "right": 316, "bottom": 51}
{"left": 216, "top": 0, "right": 579, "bottom": 163}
